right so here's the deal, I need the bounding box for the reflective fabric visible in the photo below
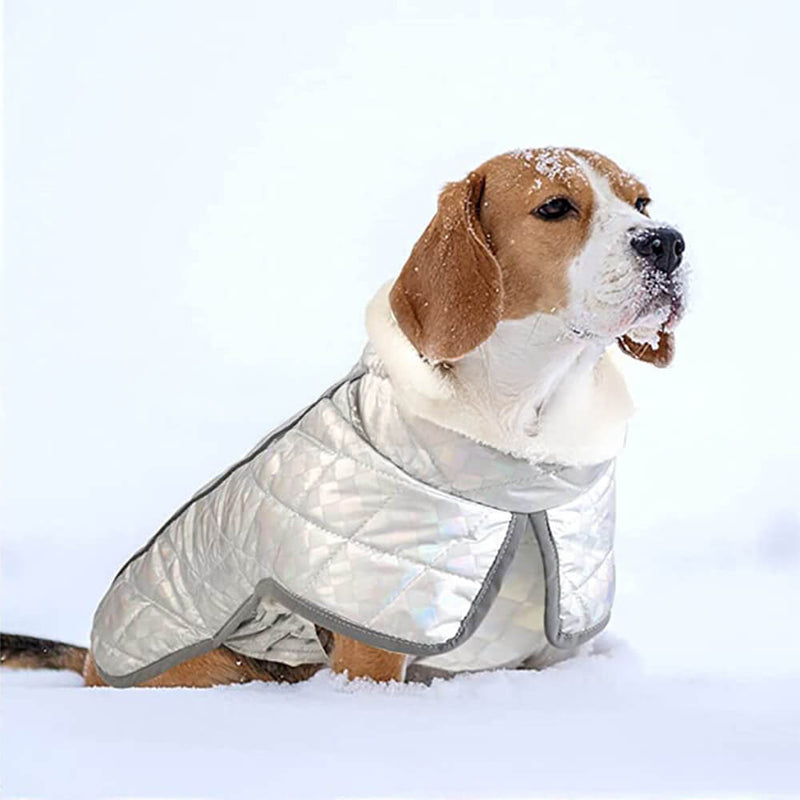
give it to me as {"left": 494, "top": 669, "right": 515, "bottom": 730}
{"left": 354, "top": 347, "right": 611, "bottom": 512}
{"left": 91, "top": 351, "right": 617, "bottom": 687}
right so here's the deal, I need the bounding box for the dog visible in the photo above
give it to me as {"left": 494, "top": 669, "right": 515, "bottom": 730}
{"left": 1, "top": 147, "right": 687, "bottom": 687}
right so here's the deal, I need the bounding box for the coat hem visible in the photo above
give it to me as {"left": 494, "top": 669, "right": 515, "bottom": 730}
{"left": 530, "top": 510, "right": 612, "bottom": 649}
{"left": 95, "top": 512, "right": 527, "bottom": 687}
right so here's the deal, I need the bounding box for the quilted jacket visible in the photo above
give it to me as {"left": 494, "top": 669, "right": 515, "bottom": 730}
{"left": 91, "top": 348, "right": 616, "bottom": 687}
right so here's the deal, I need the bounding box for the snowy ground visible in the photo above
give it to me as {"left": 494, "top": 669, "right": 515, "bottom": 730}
{"left": 4, "top": 1, "right": 800, "bottom": 798}
{"left": 4, "top": 650, "right": 798, "bottom": 799}
{"left": 4, "top": 537, "right": 800, "bottom": 799}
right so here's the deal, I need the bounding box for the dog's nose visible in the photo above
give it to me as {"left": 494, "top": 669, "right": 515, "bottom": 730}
{"left": 631, "top": 227, "right": 685, "bottom": 275}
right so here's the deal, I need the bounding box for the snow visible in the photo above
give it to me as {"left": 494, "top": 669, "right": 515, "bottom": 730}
{"left": 4, "top": 648, "right": 799, "bottom": 800}
{"left": 4, "top": 532, "right": 799, "bottom": 798}
{"left": 3, "top": 1, "right": 800, "bottom": 798}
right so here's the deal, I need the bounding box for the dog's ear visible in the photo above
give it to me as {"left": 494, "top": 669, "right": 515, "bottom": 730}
{"left": 617, "top": 330, "right": 674, "bottom": 368}
{"left": 389, "top": 171, "right": 503, "bottom": 362}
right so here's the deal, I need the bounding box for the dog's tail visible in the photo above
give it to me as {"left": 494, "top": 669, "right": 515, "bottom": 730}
{"left": 1, "top": 632, "right": 87, "bottom": 675}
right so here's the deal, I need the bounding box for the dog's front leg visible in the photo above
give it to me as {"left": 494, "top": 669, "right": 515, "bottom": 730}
{"left": 330, "top": 632, "right": 407, "bottom": 682}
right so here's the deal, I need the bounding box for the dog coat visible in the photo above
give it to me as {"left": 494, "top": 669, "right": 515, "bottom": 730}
{"left": 91, "top": 348, "right": 616, "bottom": 686}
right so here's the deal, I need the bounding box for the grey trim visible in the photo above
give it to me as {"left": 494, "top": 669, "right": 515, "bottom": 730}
{"left": 96, "top": 512, "right": 527, "bottom": 687}
{"left": 95, "top": 593, "right": 262, "bottom": 688}
{"left": 530, "top": 511, "right": 611, "bottom": 649}
{"left": 109, "top": 364, "right": 367, "bottom": 581}
{"left": 260, "top": 511, "right": 526, "bottom": 657}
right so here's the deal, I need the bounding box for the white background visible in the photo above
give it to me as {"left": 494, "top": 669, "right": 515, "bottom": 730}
{"left": 3, "top": 2, "right": 799, "bottom": 798}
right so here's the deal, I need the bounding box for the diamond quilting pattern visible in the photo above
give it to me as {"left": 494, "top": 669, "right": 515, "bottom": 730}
{"left": 92, "top": 379, "right": 514, "bottom": 680}
{"left": 546, "top": 464, "right": 615, "bottom": 637}
{"left": 91, "top": 362, "right": 617, "bottom": 684}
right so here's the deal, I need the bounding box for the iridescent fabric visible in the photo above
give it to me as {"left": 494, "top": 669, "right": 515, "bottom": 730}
{"left": 91, "top": 352, "right": 616, "bottom": 687}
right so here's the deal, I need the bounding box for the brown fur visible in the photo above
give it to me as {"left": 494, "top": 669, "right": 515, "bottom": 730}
{"left": 618, "top": 330, "right": 675, "bottom": 368}
{"left": 390, "top": 171, "right": 503, "bottom": 361}
{"left": 82, "top": 631, "right": 404, "bottom": 687}
{"left": 3, "top": 630, "right": 403, "bottom": 688}
{"left": 1, "top": 633, "right": 87, "bottom": 674}
{"left": 329, "top": 632, "right": 407, "bottom": 682}
{"left": 390, "top": 148, "right": 645, "bottom": 359}
{"left": 82, "top": 647, "right": 324, "bottom": 688}
{"left": 568, "top": 148, "right": 650, "bottom": 208}
{"left": 477, "top": 150, "right": 596, "bottom": 320}
{"left": 2, "top": 148, "right": 668, "bottom": 689}
{"left": 389, "top": 147, "right": 673, "bottom": 370}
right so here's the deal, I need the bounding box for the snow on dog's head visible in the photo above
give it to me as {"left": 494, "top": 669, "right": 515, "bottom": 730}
{"left": 390, "top": 146, "right": 688, "bottom": 367}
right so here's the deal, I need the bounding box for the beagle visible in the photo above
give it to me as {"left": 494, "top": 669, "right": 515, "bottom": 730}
{"left": 0, "top": 147, "right": 686, "bottom": 687}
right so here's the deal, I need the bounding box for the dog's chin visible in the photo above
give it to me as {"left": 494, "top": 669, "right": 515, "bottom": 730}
{"left": 616, "top": 296, "right": 684, "bottom": 368}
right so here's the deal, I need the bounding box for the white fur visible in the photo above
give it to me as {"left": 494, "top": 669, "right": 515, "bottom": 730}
{"left": 366, "top": 283, "right": 633, "bottom": 465}
{"left": 567, "top": 158, "right": 688, "bottom": 345}
{"left": 365, "top": 159, "right": 685, "bottom": 467}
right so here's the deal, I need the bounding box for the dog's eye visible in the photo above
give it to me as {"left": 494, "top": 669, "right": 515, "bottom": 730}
{"left": 534, "top": 197, "right": 576, "bottom": 221}
{"left": 635, "top": 197, "right": 651, "bottom": 214}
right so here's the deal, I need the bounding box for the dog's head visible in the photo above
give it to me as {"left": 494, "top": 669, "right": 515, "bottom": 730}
{"left": 390, "top": 147, "right": 687, "bottom": 367}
